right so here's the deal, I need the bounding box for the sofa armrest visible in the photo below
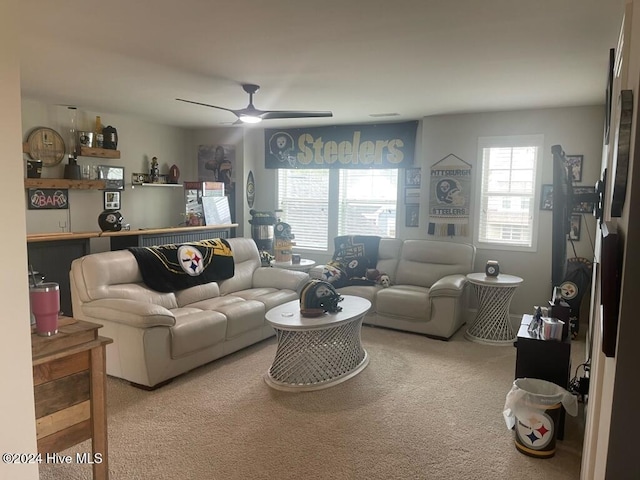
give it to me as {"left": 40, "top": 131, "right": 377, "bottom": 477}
{"left": 429, "top": 274, "right": 467, "bottom": 298}
{"left": 81, "top": 298, "right": 176, "bottom": 328}
{"left": 309, "top": 264, "right": 326, "bottom": 279}
{"left": 253, "top": 267, "right": 310, "bottom": 292}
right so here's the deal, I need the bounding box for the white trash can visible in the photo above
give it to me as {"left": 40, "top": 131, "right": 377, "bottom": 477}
{"left": 503, "top": 378, "right": 578, "bottom": 458}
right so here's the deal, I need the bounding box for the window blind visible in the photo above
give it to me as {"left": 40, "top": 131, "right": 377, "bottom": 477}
{"left": 277, "top": 168, "right": 398, "bottom": 251}
{"left": 277, "top": 169, "right": 329, "bottom": 250}
{"left": 478, "top": 146, "right": 537, "bottom": 247}
{"left": 338, "top": 169, "right": 397, "bottom": 238}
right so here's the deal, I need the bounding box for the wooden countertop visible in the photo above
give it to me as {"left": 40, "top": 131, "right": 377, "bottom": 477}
{"left": 27, "top": 224, "right": 238, "bottom": 242}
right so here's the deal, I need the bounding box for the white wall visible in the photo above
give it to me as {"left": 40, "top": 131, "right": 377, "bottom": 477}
{"left": 188, "top": 127, "right": 246, "bottom": 237}
{"left": 421, "top": 106, "right": 604, "bottom": 315}
{"left": 0, "top": 2, "right": 39, "bottom": 478}
{"left": 582, "top": 1, "right": 640, "bottom": 477}
{"left": 22, "top": 100, "right": 191, "bottom": 238}
{"left": 246, "top": 107, "right": 604, "bottom": 316}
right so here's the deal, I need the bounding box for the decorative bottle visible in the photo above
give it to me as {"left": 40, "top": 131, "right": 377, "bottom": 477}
{"left": 150, "top": 156, "right": 159, "bottom": 183}
{"left": 94, "top": 116, "right": 103, "bottom": 148}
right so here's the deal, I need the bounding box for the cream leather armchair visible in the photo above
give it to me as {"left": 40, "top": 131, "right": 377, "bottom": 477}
{"left": 311, "top": 238, "right": 476, "bottom": 339}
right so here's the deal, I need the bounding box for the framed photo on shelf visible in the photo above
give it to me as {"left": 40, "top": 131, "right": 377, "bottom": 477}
{"left": 405, "top": 168, "right": 421, "bottom": 187}
{"left": 405, "top": 205, "right": 419, "bottom": 227}
{"left": 573, "top": 186, "right": 596, "bottom": 213}
{"left": 97, "top": 165, "right": 125, "bottom": 190}
{"left": 570, "top": 214, "right": 581, "bottom": 241}
{"left": 540, "top": 184, "right": 553, "bottom": 210}
{"left": 564, "top": 155, "right": 583, "bottom": 182}
{"left": 104, "top": 190, "right": 121, "bottom": 210}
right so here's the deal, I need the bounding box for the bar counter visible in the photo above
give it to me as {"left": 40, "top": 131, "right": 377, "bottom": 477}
{"left": 26, "top": 224, "right": 238, "bottom": 243}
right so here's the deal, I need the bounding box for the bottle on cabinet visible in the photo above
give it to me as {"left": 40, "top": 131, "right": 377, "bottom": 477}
{"left": 94, "top": 116, "right": 103, "bottom": 148}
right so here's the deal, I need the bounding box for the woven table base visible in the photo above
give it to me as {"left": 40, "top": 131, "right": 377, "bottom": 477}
{"left": 465, "top": 284, "right": 518, "bottom": 345}
{"left": 266, "top": 318, "right": 368, "bottom": 391}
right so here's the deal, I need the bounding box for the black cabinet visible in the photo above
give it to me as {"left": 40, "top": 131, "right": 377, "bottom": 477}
{"left": 27, "top": 238, "right": 90, "bottom": 317}
{"left": 514, "top": 314, "right": 572, "bottom": 439}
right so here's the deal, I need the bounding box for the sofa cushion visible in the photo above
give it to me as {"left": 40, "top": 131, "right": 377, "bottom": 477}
{"left": 336, "top": 285, "right": 379, "bottom": 310}
{"left": 170, "top": 309, "right": 227, "bottom": 358}
{"left": 395, "top": 240, "right": 475, "bottom": 288}
{"left": 175, "top": 282, "right": 220, "bottom": 307}
{"left": 231, "top": 288, "right": 299, "bottom": 312}
{"left": 219, "top": 238, "right": 261, "bottom": 295}
{"left": 72, "top": 250, "right": 178, "bottom": 308}
{"left": 376, "top": 285, "right": 430, "bottom": 320}
{"left": 376, "top": 238, "right": 403, "bottom": 283}
{"left": 217, "top": 300, "right": 266, "bottom": 339}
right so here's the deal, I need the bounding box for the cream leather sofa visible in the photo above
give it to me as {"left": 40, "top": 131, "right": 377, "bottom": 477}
{"left": 311, "top": 239, "right": 476, "bottom": 339}
{"left": 70, "top": 237, "right": 309, "bottom": 388}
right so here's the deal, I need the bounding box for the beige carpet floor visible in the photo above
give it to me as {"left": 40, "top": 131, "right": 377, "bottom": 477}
{"left": 39, "top": 325, "right": 585, "bottom": 480}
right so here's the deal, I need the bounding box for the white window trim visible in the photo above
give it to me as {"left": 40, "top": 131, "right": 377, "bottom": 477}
{"left": 474, "top": 134, "right": 544, "bottom": 253}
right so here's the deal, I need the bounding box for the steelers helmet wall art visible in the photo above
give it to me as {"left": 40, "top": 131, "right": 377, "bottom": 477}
{"left": 299, "top": 279, "right": 343, "bottom": 315}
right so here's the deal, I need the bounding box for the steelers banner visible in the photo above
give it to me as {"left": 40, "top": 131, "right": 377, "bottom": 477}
{"left": 264, "top": 121, "right": 418, "bottom": 169}
{"left": 427, "top": 154, "right": 472, "bottom": 237}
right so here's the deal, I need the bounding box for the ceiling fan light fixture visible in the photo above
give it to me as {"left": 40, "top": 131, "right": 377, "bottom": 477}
{"left": 239, "top": 115, "right": 262, "bottom": 124}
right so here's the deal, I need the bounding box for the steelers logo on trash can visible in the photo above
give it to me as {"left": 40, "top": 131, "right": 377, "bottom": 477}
{"left": 516, "top": 409, "right": 554, "bottom": 450}
{"left": 178, "top": 245, "right": 205, "bottom": 276}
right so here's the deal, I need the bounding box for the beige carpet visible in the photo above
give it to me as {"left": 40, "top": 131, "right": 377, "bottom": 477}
{"left": 39, "top": 325, "right": 585, "bottom": 480}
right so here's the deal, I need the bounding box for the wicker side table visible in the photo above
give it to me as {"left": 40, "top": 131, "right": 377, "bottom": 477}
{"left": 464, "top": 273, "right": 523, "bottom": 345}
{"left": 265, "top": 295, "right": 371, "bottom": 391}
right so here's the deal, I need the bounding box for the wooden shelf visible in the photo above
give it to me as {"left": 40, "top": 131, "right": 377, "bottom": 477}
{"left": 131, "top": 182, "right": 182, "bottom": 188}
{"left": 24, "top": 178, "right": 106, "bottom": 190}
{"left": 78, "top": 146, "right": 120, "bottom": 159}
{"left": 23, "top": 142, "right": 120, "bottom": 159}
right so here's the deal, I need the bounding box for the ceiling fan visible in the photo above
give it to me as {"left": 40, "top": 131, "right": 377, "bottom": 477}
{"left": 176, "top": 84, "right": 333, "bottom": 124}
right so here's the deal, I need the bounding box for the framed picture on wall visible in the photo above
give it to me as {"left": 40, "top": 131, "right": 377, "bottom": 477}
{"left": 540, "top": 184, "right": 553, "bottom": 210}
{"left": 564, "top": 155, "right": 583, "bottom": 182}
{"left": 569, "top": 214, "right": 581, "bottom": 241}
{"left": 573, "top": 186, "right": 596, "bottom": 213}
{"left": 104, "top": 190, "right": 121, "bottom": 210}
{"left": 405, "top": 168, "right": 421, "bottom": 187}
{"left": 404, "top": 188, "right": 420, "bottom": 205}
{"left": 405, "top": 205, "right": 419, "bottom": 227}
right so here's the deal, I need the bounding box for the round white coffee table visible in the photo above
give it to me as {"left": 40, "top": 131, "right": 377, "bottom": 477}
{"left": 265, "top": 295, "right": 371, "bottom": 391}
{"left": 271, "top": 259, "right": 317, "bottom": 273}
{"left": 465, "top": 273, "right": 523, "bottom": 345}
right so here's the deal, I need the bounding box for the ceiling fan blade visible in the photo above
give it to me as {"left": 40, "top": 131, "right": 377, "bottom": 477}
{"left": 260, "top": 110, "right": 333, "bottom": 120}
{"left": 177, "top": 85, "right": 333, "bottom": 123}
{"left": 176, "top": 98, "right": 237, "bottom": 115}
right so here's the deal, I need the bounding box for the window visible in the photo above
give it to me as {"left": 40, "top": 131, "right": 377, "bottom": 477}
{"left": 278, "top": 169, "right": 398, "bottom": 251}
{"left": 338, "top": 169, "right": 397, "bottom": 238}
{"left": 476, "top": 135, "right": 542, "bottom": 251}
{"left": 277, "top": 169, "right": 330, "bottom": 250}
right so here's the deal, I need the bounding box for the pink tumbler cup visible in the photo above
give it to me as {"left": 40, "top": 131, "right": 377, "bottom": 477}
{"left": 29, "top": 282, "right": 60, "bottom": 336}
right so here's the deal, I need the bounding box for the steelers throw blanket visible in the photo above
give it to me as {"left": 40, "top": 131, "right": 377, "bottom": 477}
{"left": 128, "top": 239, "right": 234, "bottom": 292}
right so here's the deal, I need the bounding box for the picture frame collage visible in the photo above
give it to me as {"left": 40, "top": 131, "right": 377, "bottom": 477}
{"left": 404, "top": 168, "right": 421, "bottom": 227}
{"left": 539, "top": 152, "right": 595, "bottom": 242}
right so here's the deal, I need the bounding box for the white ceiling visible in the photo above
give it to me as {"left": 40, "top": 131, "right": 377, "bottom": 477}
{"left": 20, "top": 0, "right": 625, "bottom": 129}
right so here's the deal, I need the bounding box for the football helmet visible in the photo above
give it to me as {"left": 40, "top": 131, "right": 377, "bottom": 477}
{"left": 98, "top": 210, "right": 124, "bottom": 232}
{"left": 299, "top": 279, "right": 343, "bottom": 313}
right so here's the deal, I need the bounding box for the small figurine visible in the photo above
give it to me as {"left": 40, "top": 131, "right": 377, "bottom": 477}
{"left": 150, "top": 156, "right": 159, "bottom": 183}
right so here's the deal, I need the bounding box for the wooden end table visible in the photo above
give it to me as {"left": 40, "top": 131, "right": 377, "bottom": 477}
{"left": 32, "top": 317, "right": 112, "bottom": 480}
